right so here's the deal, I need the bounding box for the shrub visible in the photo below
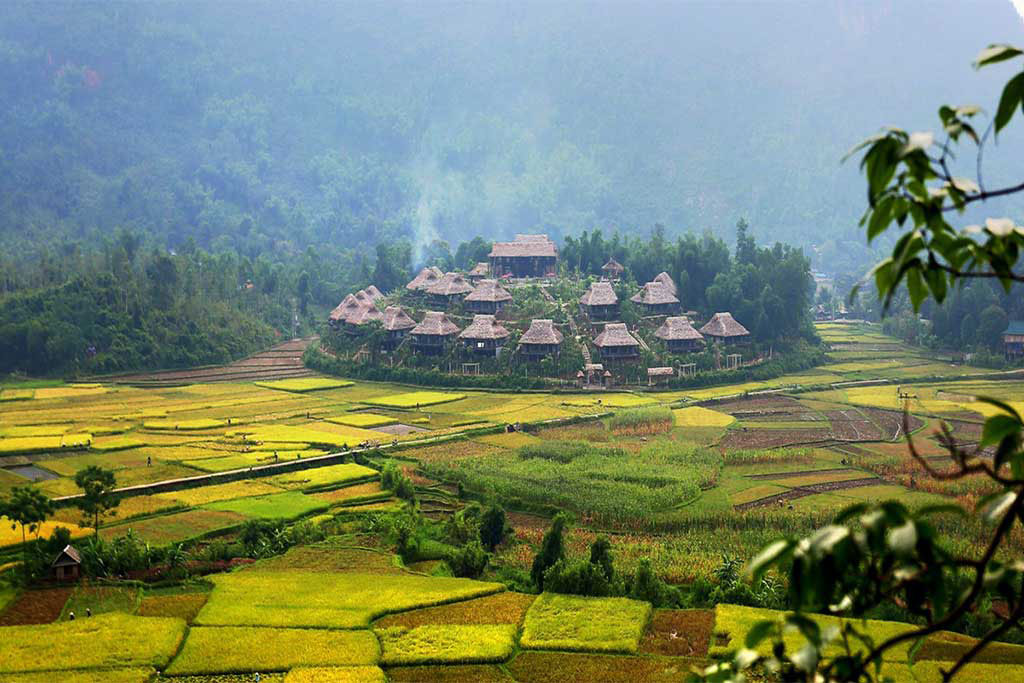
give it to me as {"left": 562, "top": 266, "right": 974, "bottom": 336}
{"left": 628, "top": 559, "right": 681, "bottom": 608}
{"left": 542, "top": 558, "right": 616, "bottom": 597}
{"left": 531, "top": 514, "right": 567, "bottom": 589}
{"left": 447, "top": 540, "right": 490, "bottom": 579}
{"left": 479, "top": 505, "right": 508, "bottom": 552}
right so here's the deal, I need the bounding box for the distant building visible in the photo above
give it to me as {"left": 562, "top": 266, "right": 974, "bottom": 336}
{"left": 647, "top": 367, "right": 674, "bottom": 386}
{"left": 406, "top": 266, "right": 445, "bottom": 292}
{"left": 488, "top": 234, "right": 558, "bottom": 278}
{"left": 518, "top": 319, "right": 564, "bottom": 359}
{"left": 467, "top": 262, "right": 490, "bottom": 283}
{"left": 464, "top": 279, "right": 513, "bottom": 314}
{"left": 459, "top": 315, "right": 511, "bottom": 356}
{"left": 411, "top": 311, "right": 461, "bottom": 355}
{"left": 630, "top": 281, "right": 679, "bottom": 315}
{"left": 653, "top": 272, "right": 677, "bottom": 296}
{"left": 579, "top": 281, "right": 619, "bottom": 320}
{"left": 1005, "top": 321, "right": 1024, "bottom": 359}
{"left": 593, "top": 322, "right": 641, "bottom": 361}
{"left": 427, "top": 272, "right": 474, "bottom": 306}
{"left": 382, "top": 306, "right": 417, "bottom": 349}
{"left": 344, "top": 302, "right": 384, "bottom": 333}
{"left": 654, "top": 316, "right": 704, "bottom": 353}
{"left": 700, "top": 312, "right": 750, "bottom": 344}
{"left": 52, "top": 545, "right": 81, "bottom": 582}
{"left": 601, "top": 257, "right": 625, "bottom": 280}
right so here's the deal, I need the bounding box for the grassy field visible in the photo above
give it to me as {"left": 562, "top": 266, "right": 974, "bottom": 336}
{"left": 520, "top": 593, "right": 652, "bottom": 654}
{"left": 376, "top": 624, "right": 518, "bottom": 665}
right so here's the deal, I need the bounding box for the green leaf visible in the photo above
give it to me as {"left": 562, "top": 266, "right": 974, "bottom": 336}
{"left": 887, "top": 520, "right": 918, "bottom": 555}
{"left": 745, "top": 619, "right": 776, "bottom": 649}
{"left": 983, "top": 491, "right": 1017, "bottom": 523}
{"left": 746, "top": 539, "right": 793, "bottom": 580}
{"left": 974, "top": 44, "right": 1024, "bottom": 69}
{"left": 905, "top": 266, "right": 927, "bottom": 311}
{"left": 908, "top": 636, "right": 926, "bottom": 665}
{"left": 976, "top": 396, "right": 1023, "bottom": 422}
{"left": 994, "top": 72, "right": 1024, "bottom": 133}
{"left": 981, "top": 414, "right": 1022, "bottom": 448}
{"left": 914, "top": 504, "right": 965, "bottom": 518}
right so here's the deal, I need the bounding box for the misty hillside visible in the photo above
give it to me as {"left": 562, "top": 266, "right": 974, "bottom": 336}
{"left": 1, "top": 0, "right": 1022, "bottom": 277}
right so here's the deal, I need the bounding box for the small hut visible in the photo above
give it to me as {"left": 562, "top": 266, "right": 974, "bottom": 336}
{"left": 464, "top": 279, "right": 513, "bottom": 314}
{"left": 488, "top": 234, "right": 558, "bottom": 278}
{"left": 579, "top": 281, "right": 619, "bottom": 320}
{"left": 1005, "top": 321, "right": 1024, "bottom": 358}
{"left": 583, "top": 363, "right": 605, "bottom": 386}
{"left": 601, "top": 258, "right": 625, "bottom": 281}
{"left": 654, "top": 316, "right": 704, "bottom": 353}
{"left": 467, "top": 262, "right": 490, "bottom": 283}
{"left": 344, "top": 303, "right": 384, "bottom": 334}
{"left": 459, "top": 315, "right": 511, "bottom": 356}
{"left": 593, "top": 323, "right": 641, "bottom": 361}
{"left": 52, "top": 545, "right": 81, "bottom": 582}
{"left": 700, "top": 312, "right": 751, "bottom": 344}
{"left": 382, "top": 306, "right": 417, "bottom": 349}
{"left": 630, "top": 281, "right": 679, "bottom": 315}
{"left": 363, "top": 285, "right": 385, "bottom": 301}
{"left": 406, "top": 267, "right": 444, "bottom": 292}
{"left": 647, "top": 367, "right": 674, "bottom": 386}
{"left": 411, "top": 311, "right": 461, "bottom": 355}
{"left": 427, "top": 272, "right": 474, "bottom": 306}
{"left": 518, "top": 319, "right": 564, "bottom": 360}
{"left": 328, "top": 294, "right": 363, "bottom": 329}
{"left": 653, "top": 271, "right": 677, "bottom": 296}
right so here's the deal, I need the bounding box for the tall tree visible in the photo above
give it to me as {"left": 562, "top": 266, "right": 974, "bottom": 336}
{"left": 74, "top": 466, "right": 119, "bottom": 537}
{"left": 2, "top": 486, "right": 55, "bottom": 577}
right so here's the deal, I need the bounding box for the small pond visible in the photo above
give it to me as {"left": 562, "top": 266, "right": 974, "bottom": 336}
{"left": 4, "top": 465, "right": 58, "bottom": 481}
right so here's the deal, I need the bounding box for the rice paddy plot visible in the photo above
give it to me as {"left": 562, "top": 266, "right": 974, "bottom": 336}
{"left": 673, "top": 406, "right": 735, "bottom": 428}
{"left": 507, "top": 651, "right": 692, "bottom": 683}
{"left": 0, "top": 613, "right": 186, "bottom": 673}
{"left": 195, "top": 572, "right": 505, "bottom": 629}
{"left": 153, "top": 479, "right": 284, "bottom": 506}
{"left": 1, "top": 669, "right": 156, "bottom": 683}
{"left": 143, "top": 419, "right": 226, "bottom": 430}
{"left": 520, "top": 593, "right": 651, "bottom": 654}
{"left": 363, "top": 391, "right": 467, "bottom": 409}
{"left": 185, "top": 451, "right": 324, "bottom": 473}
{"left": 254, "top": 378, "right": 355, "bottom": 393}
{"left": 376, "top": 624, "right": 518, "bottom": 665}
{"left": 229, "top": 424, "right": 387, "bottom": 448}
{"left": 32, "top": 386, "right": 110, "bottom": 400}
{"left": 326, "top": 413, "right": 398, "bottom": 428}
{"left": 0, "top": 517, "right": 90, "bottom": 549}
{"left": 285, "top": 667, "right": 387, "bottom": 683}
{"left": 100, "top": 508, "right": 246, "bottom": 544}
{"left": 375, "top": 592, "right": 537, "bottom": 629}
{"left": 267, "top": 462, "right": 378, "bottom": 490}
{"left": 0, "top": 433, "right": 92, "bottom": 455}
{"left": 90, "top": 437, "right": 146, "bottom": 452}
{"left": 165, "top": 627, "right": 379, "bottom": 675}
{"left": 203, "top": 490, "right": 329, "bottom": 520}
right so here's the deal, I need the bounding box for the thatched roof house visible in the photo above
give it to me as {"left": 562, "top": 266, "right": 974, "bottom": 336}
{"left": 363, "top": 285, "right": 384, "bottom": 301}
{"left": 406, "top": 267, "right": 444, "bottom": 291}
{"left": 345, "top": 303, "right": 384, "bottom": 332}
{"left": 459, "top": 315, "right": 510, "bottom": 355}
{"left": 427, "top": 272, "right": 474, "bottom": 303}
{"left": 654, "top": 316, "right": 704, "bottom": 352}
{"left": 700, "top": 312, "right": 750, "bottom": 343}
{"left": 518, "top": 319, "right": 564, "bottom": 358}
{"left": 593, "top": 323, "right": 641, "bottom": 360}
{"left": 464, "top": 279, "right": 513, "bottom": 314}
{"left": 653, "top": 271, "right": 677, "bottom": 295}
{"left": 52, "top": 544, "right": 81, "bottom": 581}
{"left": 411, "top": 311, "right": 461, "bottom": 354}
{"left": 579, "top": 281, "right": 619, "bottom": 320}
{"left": 383, "top": 306, "right": 416, "bottom": 332}
{"left": 489, "top": 234, "right": 558, "bottom": 278}
{"left": 328, "top": 294, "right": 364, "bottom": 326}
{"left": 630, "top": 281, "right": 679, "bottom": 314}
{"left": 468, "top": 262, "right": 490, "bottom": 282}
{"left": 602, "top": 258, "right": 625, "bottom": 279}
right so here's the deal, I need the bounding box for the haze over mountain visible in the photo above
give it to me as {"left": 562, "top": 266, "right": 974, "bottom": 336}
{"left": 1, "top": 0, "right": 1022, "bottom": 278}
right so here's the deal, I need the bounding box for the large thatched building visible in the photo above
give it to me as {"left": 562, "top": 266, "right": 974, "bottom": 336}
{"left": 406, "top": 266, "right": 445, "bottom": 292}
{"left": 630, "top": 281, "right": 679, "bottom": 315}
{"left": 488, "top": 234, "right": 558, "bottom": 278}
{"left": 427, "top": 272, "right": 474, "bottom": 305}
{"left": 518, "top": 319, "right": 564, "bottom": 359}
{"left": 579, "top": 281, "right": 619, "bottom": 320}
{"left": 700, "top": 312, "right": 750, "bottom": 344}
{"left": 459, "top": 315, "right": 511, "bottom": 356}
{"left": 382, "top": 306, "right": 417, "bottom": 349}
{"left": 654, "top": 316, "right": 704, "bottom": 353}
{"left": 593, "top": 323, "right": 641, "bottom": 361}
{"left": 411, "top": 311, "right": 461, "bottom": 355}
{"left": 464, "top": 279, "right": 513, "bottom": 314}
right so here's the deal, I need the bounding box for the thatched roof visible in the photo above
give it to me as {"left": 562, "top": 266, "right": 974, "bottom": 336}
{"left": 406, "top": 267, "right": 443, "bottom": 291}
{"left": 329, "top": 294, "right": 363, "bottom": 322}
{"left": 382, "top": 306, "right": 416, "bottom": 332}
{"left": 464, "top": 279, "right": 512, "bottom": 303}
{"left": 647, "top": 367, "right": 674, "bottom": 377}
{"left": 427, "top": 272, "right": 474, "bottom": 297}
{"left": 584, "top": 363, "right": 604, "bottom": 372}
{"left": 489, "top": 234, "right": 558, "bottom": 258}
{"left": 580, "top": 281, "right": 618, "bottom": 307}
{"left": 519, "top": 319, "right": 564, "bottom": 346}
{"left": 412, "top": 311, "right": 460, "bottom": 337}
{"left": 602, "top": 257, "right": 625, "bottom": 274}
{"left": 654, "top": 316, "right": 704, "bottom": 341}
{"left": 346, "top": 303, "right": 384, "bottom": 326}
{"left": 468, "top": 262, "right": 490, "bottom": 277}
{"left": 52, "top": 544, "right": 81, "bottom": 567}
{"left": 363, "top": 285, "right": 384, "bottom": 301}
{"left": 593, "top": 323, "right": 640, "bottom": 348}
{"left": 630, "top": 281, "right": 679, "bottom": 306}
{"left": 700, "top": 312, "right": 750, "bottom": 338}
{"left": 460, "top": 314, "right": 510, "bottom": 341}
{"left": 653, "top": 271, "right": 677, "bottom": 295}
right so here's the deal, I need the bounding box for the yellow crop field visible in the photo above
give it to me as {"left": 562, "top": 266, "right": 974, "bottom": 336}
{"left": 364, "top": 391, "right": 467, "bottom": 408}
{"left": 165, "top": 626, "right": 379, "bottom": 674}
{"left": 268, "top": 462, "right": 377, "bottom": 490}
{"left": 91, "top": 437, "right": 146, "bottom": 452}
{"left": 0, "top": 517, "right": 91, "bottom": 548}
{"left": 376, "top": 624, "right": 518, "bottom": 665}
{"left": 196, "top": 572, "right": 505, "bottom": 628}
{"left": 33, "top": 386, "right": 110, "bottom": 400}
{"left": 254, "top": 378, "right": 355, "bottom": 393}
{"left": 0, "top": 433, "right": 92, "bottom": 454}
{"left": 285, "top": 667, "right": 387, "bottom": 683}
{"left": 680, "top": 382, "right": 767, "bottom": 401}
{"left": 143, "top": 418, "right": 225, "bottom": 430}
{"left": 326, "top": 413, "right": 398, "bottom": 428}
{"left": 520, "top": 593, "right": 651, "bottom": 654}
{"left": 0, "top": 389, "right": 35, "bottom": 401}
{"left": 673, "top": 406, "right": 736, "bottom": 428}
{"left": 153, "top": 480, "right": 284, "bottom": 506}
{"left": 0, "top": 613, "right": 186, "bottom": 673}
{"left": 228, "top": 424, "right": 387, "bottom": 447}
{"left": 2, "top": 669, "right": 157, "bottom": 683}
{"left": 0, "top": 425, "right": 70, "bottom": 437}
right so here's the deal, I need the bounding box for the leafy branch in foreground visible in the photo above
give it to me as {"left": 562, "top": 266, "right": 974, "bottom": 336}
{"left": 696, "top": 43, "right": 1024, "bottom": 683}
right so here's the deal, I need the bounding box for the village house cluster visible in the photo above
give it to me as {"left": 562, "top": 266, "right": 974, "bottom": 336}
{"left": 327, "top": 234, "right": 752, "bottom": 381}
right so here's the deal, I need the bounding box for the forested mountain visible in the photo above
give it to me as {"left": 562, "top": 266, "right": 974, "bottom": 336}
{"left": 1, "top": 1, "right": 1022, "bottom": 283}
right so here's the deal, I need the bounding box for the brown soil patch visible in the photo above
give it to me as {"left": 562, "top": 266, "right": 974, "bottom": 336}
{"left": 535, "top": 422, "right": 610, "bottom": 442}
{"left": 640, "top": 609, "right": 714, "bottom": 656}
{"left": 509, "top": 652, "right": 698, "bottom": 683}
{"left": 0, "top": 588, "right": 73, "bottom": 625}
{"left": 747, "top": 467, "right": 854, "bottom": 480}
{"left": 825, "top": 409, "right": 883, "bottom": 441}
{"left": 137, "top": 593, "right": 208, "bottom": 623}
{"left": 719, "top": 427, "right": 833, "bottom": 449}
{"left": 388, "top": 665, "right": 513, "bottom": 682}
{"left": 860, "top": 407, "right": 924, "bottom": 439}
{"left": 734, "top": 477, "right": 881, "bottom": 509}
{"left": 375, "top": 591, "right": 535, "bottom": 629}
{"left": 245, "top": 545, "right": 405, "bottom": 574}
